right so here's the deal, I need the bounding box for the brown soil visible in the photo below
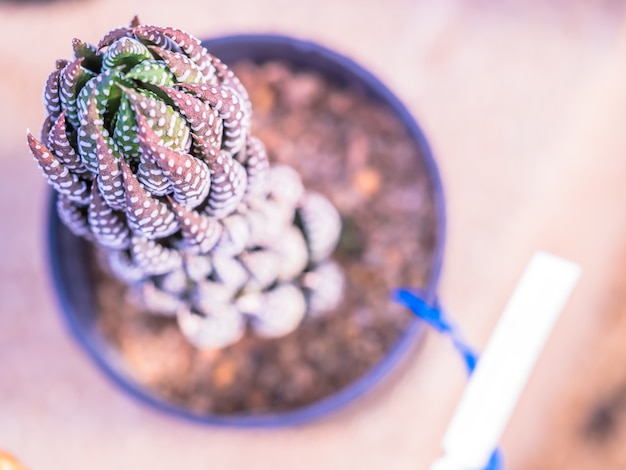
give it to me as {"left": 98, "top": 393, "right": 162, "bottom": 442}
{"left": 95, "top": 60, "right": 440, "bottom": 416}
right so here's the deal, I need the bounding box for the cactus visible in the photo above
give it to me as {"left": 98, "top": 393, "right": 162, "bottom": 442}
{"left": 28, "top": 17, "right": 344, "bottom": 349}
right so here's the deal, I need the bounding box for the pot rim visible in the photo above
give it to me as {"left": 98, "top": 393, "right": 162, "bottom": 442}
{"left": 47, "top": 33, "right": 447, "bottom": 427}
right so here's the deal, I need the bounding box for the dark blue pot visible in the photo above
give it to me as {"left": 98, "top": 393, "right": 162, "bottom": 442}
{"left": 47, "top": 34, "right": 446, "bottom": 427}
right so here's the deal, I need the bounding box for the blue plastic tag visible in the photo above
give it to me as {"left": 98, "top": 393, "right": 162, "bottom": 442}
{"left": 392, "top": 288, "right": 503, "bottom": 470}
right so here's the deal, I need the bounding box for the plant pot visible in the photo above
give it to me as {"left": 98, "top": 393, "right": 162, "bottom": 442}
{"left": 47, "top": 34, "right": 446, "bottom": 426}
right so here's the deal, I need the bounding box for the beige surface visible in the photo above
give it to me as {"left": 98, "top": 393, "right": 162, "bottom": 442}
{"left": 2, "top": 1, "right": 626, "bottom": 469}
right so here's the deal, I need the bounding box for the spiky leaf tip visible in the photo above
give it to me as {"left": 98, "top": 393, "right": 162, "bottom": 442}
{"left": 27, "top": 132, "right": 90, "bottom": 205}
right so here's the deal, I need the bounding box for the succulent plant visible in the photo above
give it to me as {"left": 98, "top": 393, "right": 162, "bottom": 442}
{"left": 28, "top": 17, "right": 344, "bottom": 349}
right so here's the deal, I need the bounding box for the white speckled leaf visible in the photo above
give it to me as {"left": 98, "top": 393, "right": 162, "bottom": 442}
{"left": 43, "top": 67, "right": 63, "bottom": 119}
{"left": 297, "top": 191, "right": 342, "bottom": 263}
{"left": 121, "top": 86, "right": 191, "bottom": 153}
{"left": 87, "top": 183, "right": 130, "bottom": 249}
{"left": 120, "top": 159, "right": 179, "bottom": 240}
{"left": 59, "top": 58, "right": 96, "bottom": 128}
{"left": 213, "top": 214, "right": 249, "bottom": 257}
{"left": 27, "top": 132, "right": 91, "bottom": 205}
{"left": 56, "top": 194, "right": 91, "bottom": 239}
{"left": 76, "top": 68, "right": 124, "bottom": 129}
{"left": 72, "top": 38, "right": 101, "bottom": 71}
{"left": 180, "top": 83, "right": 249, "bottom": 155}
{"left": 130, "top": 235, "right": 183, "bottom": 276}
{"left": 157, "top": 85, "right": 223, "bottom": 146}
{"left": 137, "top": 150, "right": 171, "bottom": 196}
{"left": 269, "top": 226, "right": 309, "bottom": 282}
{"left": 106, "top": 249, "right": 145, "bottom": 283}
{"left": 77, "top": 91, "right": 109, "bottom": 173}
{"left": 134, "top": 110, "right": 210, "bottom": 208}
{"left": 125, "top": 60, "right": 175, "bottom": 87}
{"left": 301, "top": 261, "right": 345, "bottom": 315}
{"left": 92, "top": 115, "right": 126, "bottom": 211}
{"left": 242, "top": 283, "right": 307, "bottom": 338}
{"left": 96, "top": 25, "right": 134, "bottom": 50}
{"left": 184, "top": 255, "right": 213, "bottom": 282}
{"left": 134, "top": 25, "right": 216, "bottom": 81}
{"left": 243, "top": 136, "right": 270, "bottom": 197}
{"left": 239, "top": 249, "right": 281, "bottom": 291}
{"left": 211, "top": 254, "right": 249, "bottom": 293}
{"left": 177, "top": 304, "right": 244, "bottom": 350}
{"left": 102, "top": 37, "right": 153, "bottom": 71}
{"left": 148, "top": 46, "right": 206, "bottom": 84}
{"left": 209, "top": 54, "right": 252, "bottom": 115}
{"left": 169, "top": 197, "right": 222, "bottom": 255}
{"left": 133, "top": 281, "right": 182, "bottom": 316}
{"left": 193, "top": 138, "right": 247, "bottom": 218}
{"left": 113, "top": 93, "right": 141, "bottom": 160}
{"left": 47, "top": 110, "right": 88, "bottom": 175}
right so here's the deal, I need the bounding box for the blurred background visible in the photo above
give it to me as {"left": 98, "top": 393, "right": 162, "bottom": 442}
{"left": 2, "top": 0, "right": 626, "bottom": 468}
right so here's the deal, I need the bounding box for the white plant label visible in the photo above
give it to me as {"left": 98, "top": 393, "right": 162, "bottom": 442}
{"left": 432, "top": 251, "right": 581, "bottom": 470}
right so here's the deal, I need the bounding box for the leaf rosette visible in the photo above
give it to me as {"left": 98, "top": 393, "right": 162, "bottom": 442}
{"left": 27, "top": 18, "right": 345, "bottom": 349}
